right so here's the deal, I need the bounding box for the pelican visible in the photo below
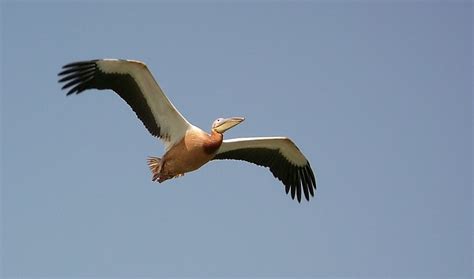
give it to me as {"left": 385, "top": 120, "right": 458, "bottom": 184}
{"left": 58, "top": 59, "right": 316, "bottom": 202}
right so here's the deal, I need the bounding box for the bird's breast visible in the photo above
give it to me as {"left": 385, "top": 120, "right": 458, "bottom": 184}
{"left": 161, "top": 129, "right": 222, "bottom": 175}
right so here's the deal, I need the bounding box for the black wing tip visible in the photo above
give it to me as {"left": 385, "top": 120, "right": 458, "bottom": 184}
{"left": 60, "top": 59, "right": 100, "bottom": 70}
{"left": 306, "top": 163, "right": 317, "bottom": 191}
{"left": 299, "top": 168, "right": 310, "bottom": 202}
{"left": 66, "top": 89, "right": 79, "bottom": 96}
{"left": 283, "top": 163, "right": 316, "bottom": 203}
{"left": 58, "top": 60, "right": 100, "bottom": 95}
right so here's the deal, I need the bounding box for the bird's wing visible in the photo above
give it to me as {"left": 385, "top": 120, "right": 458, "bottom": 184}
{"left": 58, "top": 59, "right": 192, "bottom": 150}
{"left": 213, "top": 137, "right": 316, "bottom": 202}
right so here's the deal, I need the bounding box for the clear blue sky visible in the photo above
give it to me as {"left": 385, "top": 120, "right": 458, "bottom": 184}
{"left": 2, "top": 1, "right": 472, "bottom": 278}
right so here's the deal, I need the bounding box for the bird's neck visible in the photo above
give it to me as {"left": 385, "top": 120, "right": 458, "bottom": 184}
{"left": 203, "top": 131, "right": 223, "bottom": 155}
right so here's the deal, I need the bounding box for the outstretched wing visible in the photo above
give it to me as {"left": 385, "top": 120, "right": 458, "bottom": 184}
{"left": 58, "top": 59, "right": 192, "bottom": 150}
{"left": 213, "top": 137, "right": 316, "bottom": 202}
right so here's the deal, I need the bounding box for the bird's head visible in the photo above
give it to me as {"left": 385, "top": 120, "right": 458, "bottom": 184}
{"left": 212, "top": 117, "right": 245, "bottom": 134}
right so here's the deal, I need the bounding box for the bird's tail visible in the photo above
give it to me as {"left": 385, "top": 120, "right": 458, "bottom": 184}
{"left": 147, "top": 156, "right": 162, "bottom": 182}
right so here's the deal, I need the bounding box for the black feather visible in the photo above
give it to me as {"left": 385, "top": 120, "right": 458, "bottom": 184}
{"left": 213, "top": 147, "right": 316, "bottom": 202}
{"left": 58, "top": 60, "right": 162, "bottom": 138}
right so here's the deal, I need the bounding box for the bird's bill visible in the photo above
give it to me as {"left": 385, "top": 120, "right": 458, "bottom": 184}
{"left": 213, "top": 117, "right": 245, "bottom": 133}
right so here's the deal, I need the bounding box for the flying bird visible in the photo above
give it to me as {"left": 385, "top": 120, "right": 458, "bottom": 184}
{"left": 58, "top": 59, "right": 316, "bottom": 202}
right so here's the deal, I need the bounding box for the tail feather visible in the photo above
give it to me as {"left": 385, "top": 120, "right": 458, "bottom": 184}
{"left": 147, "top": 156, "right": 162, "bottom": 182}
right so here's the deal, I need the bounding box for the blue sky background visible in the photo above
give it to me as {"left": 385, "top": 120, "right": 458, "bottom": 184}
{"left": 1, "top": 1, "right": 472, "bottom": 278}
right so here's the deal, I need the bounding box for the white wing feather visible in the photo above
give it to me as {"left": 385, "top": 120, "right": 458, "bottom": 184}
{"left": 216, "top": 137, "right": 308, "bottom": 166}
{"left": 96, "top": 59, "right": 194, "bottom": 150}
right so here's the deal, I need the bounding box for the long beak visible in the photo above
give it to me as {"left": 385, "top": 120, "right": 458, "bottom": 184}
{"left": 214, "top": 117, "right": 245, "bottom": 133}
